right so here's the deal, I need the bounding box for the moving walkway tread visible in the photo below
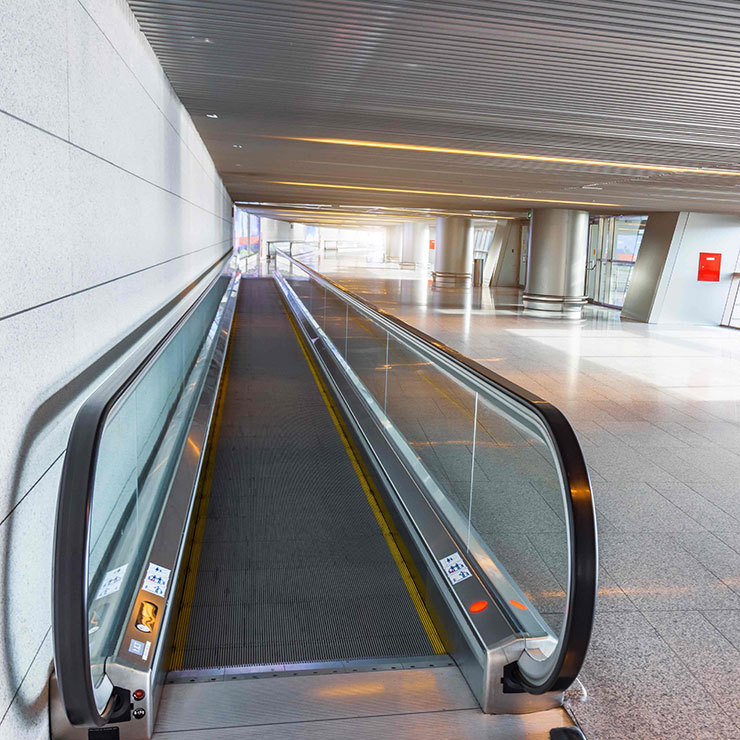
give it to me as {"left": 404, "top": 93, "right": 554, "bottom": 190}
{"left": 172, "top": 277, "right": 439, "bottom": 670}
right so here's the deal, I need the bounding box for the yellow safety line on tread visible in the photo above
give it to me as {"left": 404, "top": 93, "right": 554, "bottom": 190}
{"left": 283, "top": 305, "right": 445, "bottom": 654}
{"left": 169, "top": 320, "right": 234, "bottom": 671}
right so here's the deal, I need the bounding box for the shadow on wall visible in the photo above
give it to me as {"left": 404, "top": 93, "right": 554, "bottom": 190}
{"left": 1, "top": 259, "right": 227, "bottom": 729}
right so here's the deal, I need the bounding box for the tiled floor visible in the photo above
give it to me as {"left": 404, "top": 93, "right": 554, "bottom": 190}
{"left": 298, "top": 248, "right": 740, "bottom": 740}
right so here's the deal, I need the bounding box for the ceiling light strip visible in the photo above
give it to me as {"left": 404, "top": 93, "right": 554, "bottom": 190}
{"left": 264, "top": 180, "right": 622, "bottom": 208}
{"left": 276, "top": 136, "right": 740, "bottom": 178}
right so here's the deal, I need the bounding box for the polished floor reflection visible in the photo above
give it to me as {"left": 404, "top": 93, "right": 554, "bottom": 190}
{"left": 294, "top": 247, "right": 740, "bottom": 740}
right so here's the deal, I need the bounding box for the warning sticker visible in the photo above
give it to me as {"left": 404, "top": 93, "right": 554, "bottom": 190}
{"left": 439, "top": 552, "right": 472, "bottom": 585}
{"left": 94, "top": 564, "right": 128, "bottom": 601}
{"left": 141, "top": 563, "right": 171, "bottom": 598}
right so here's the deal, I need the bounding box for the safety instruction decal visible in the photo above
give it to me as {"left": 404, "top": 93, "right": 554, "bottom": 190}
{"left": 142, "top": 563, "right": 171, "bottom": 597}
{"left": 94, "top": 564, "right": 128, "bottom": 601}
{"left": 439, "top": 552, "right": 472, "bottom": 585}
{"left": 128, "top": 638, "right": 151, "bottom": 661}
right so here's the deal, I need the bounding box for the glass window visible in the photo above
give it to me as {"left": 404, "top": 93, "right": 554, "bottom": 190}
{"left": 586, "top": 215, "right": 647, "bottom": 308}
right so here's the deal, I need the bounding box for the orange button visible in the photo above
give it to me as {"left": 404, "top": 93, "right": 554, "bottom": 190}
{"left": 470, "top": 600, "right": 488, "bottom": 613}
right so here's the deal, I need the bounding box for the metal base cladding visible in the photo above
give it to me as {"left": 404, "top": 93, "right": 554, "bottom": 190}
{"left": 522, "top": 292, "right": 587, "bottom": 319}
{"left": 433, "top": 270, "right": 473, "bottom": 287}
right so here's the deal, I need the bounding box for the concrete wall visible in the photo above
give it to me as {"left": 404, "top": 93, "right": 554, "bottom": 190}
{"left": 0, "top": 1, "right": 232, "bottom": 736}
{"left": 621, "top": 213, "right": 682, "bottom": 322}
{"left": 658, "top": 213, "right": 740, "bottom": 324}
{"left": 483, "top": 222, "right": 506, "bottom": 286}
{"left": 260, "top": 218, "right": 292, "bottom": 247}
{"left": 622, "top": 212, "right": 740, "bottom": 325}
{"left": 386, "top": 224, "right": 403, "bottom": 261}
{"left": 492, "top": 221, "right": 523, "bottom": 288}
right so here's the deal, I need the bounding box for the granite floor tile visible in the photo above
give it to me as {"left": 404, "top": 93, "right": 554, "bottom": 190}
{"left": 596, "top": 420, "right": 691, "bottom": 449}
{"left": 571, "top": 611, "right": 740, "bottom": 740}
{"left": 702, "top": 610, "right": 740, "bottom": 653}
{"left": 595, "top": 482, "right": 708, "bottom": 533}
{"left": 649, "top": 483, "right": 740, "bottom": 533}
{"left": 600, "top": 532, "right": 740, "bottom": 611}
{"left": 671, "top": 532, "right": 740, "bottom": 595}
{"left": 643, "top": 610, "right": 740, "bottom": 727}
{"left": 313, "top": 256, "right": 740, "bottom": 740}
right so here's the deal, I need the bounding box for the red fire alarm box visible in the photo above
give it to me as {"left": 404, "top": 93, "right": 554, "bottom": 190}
{"left": 698, "top": 252, "right": 722, "bottom": 282}
{"left": 429, "top": 239, "right": 436, "bottom": 250}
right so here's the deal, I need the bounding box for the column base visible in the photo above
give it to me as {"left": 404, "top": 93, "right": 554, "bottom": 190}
{"left": 522, "top": 293, "right": 586, "bottom": 319}
{"left": 433, "top": 271, "right": 471, "bottom": 287}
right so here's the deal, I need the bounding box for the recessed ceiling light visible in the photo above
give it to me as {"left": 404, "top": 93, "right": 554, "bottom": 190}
{"left": 206, "top": 113, "right": 218, "bottom": 119}
{"left": 233, "top": 144, "right": 243, "bottom": 149}
{"left": 581, "top": 184, "right": 603, "bottom": 190}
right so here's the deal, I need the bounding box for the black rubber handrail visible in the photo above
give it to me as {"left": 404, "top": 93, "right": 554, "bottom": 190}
{"left": 52, "top": 251, "right": 231, "bottom": 727}
{"left": 277, "top": 249, "right": 597, "bottom": 695}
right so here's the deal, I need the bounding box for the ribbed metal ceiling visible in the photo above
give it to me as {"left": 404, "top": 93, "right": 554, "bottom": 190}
{"left": 129, "top": 0, "right": 740, "bottom": 216}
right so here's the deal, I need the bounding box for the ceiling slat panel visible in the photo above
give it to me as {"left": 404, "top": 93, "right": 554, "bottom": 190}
{"left": 128, "top": 0, "right": 740, "bottom": 214}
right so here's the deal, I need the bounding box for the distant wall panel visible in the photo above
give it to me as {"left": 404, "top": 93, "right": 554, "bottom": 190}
{"left": 622, "top": 212, "right": 740, "bottom": 325}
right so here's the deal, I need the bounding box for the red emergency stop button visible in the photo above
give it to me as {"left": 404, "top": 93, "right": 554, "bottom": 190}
{"left": 470, "top": 600, "right": 488, "bottom": 613}
{"left": 132, "top": 689, "right": 145, "bottom": 701}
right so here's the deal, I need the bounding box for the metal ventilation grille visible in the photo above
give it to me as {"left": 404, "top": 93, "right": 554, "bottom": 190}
{"left": 128, "top": 0, "right": 740, "bottom": 213}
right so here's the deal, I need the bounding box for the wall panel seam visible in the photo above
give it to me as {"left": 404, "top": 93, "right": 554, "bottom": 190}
{"left": 0, "top": 451, "right": 66, "bottom": 530}
{"left": 0, "top": 107, "right": 232, "bottom": 224}
{"left": 75, "top": 0, "right": 223, "bottom": 196}
{"left": 0, "top": 240, "right": 230, "bottom": 324}
{"left": 0, "top": 627, "right": 52, "bottom": 726}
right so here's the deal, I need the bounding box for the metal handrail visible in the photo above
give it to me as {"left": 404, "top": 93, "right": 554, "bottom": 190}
{"left": 52, "top": 252, "right": 232, "bottom": 727}
{"left": 276, "top": 249, "right": 597, "bottom": 694}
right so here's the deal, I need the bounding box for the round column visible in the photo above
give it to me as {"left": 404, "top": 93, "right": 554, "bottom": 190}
{"left": 433, "top": 216, "right": 474, "bottom": 286}
{"left": 523, "top": 208, "right": 589, "bottom": 318}
{"left": 386, "top": 224, "right": 403, "bottom": 262}
{"left": 400, "top": 222, "right": 430, "bottom": 268}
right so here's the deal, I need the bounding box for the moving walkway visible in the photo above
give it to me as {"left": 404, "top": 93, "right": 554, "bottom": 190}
{"left": 50, "top": 251, "right": 597, "bottom": 738}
